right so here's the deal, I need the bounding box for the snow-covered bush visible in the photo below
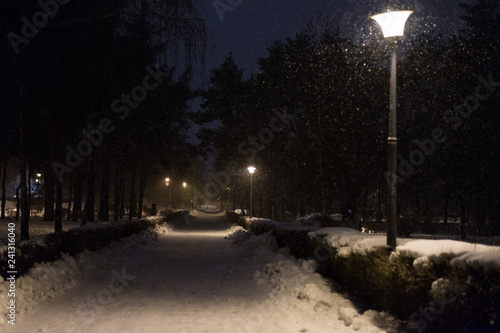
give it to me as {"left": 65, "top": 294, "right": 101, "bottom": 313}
{"left": 226, "top": 211, "right": 245, "bottom": 226}
{"left": 420, "top": 267, "right": 500, "bottom": 332}
{"left": 238, "top": 216, "right": 500, "bottom": 332}
{"left": 294, "top": 213, "right": 344, "bottom": 228}
{"left": 0, "top": 218, "right": 162, "bottom": 280}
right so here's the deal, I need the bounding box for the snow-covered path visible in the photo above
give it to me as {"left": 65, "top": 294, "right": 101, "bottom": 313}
{"left": 7, "top": 212, "right": 394, "bottom": 333}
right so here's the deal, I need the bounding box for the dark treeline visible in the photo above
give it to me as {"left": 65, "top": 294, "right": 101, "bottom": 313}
{"left": 196, "top": 1, "right": 500, "bottom": 235}
{"left": 0, "top": 0, "right": 207, "bottom": 239}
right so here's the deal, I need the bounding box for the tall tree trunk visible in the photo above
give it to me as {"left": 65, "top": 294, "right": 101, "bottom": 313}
{"left": 424, "top": 195, "right": 430, "bottom": 224}
{"left": 443, "top": 192, "right": 449, "bottom": 225}
{"left": 137, "top": 165, "right": 148, "bottom": 218}
{"left": 15, "top": 185, "right": 20, "bottom": 221}
{"left": 72, "top": 174, "right": 82, "bottom": 221}
{"left": 119, "top": 167, "right": 125, "bottom": 219}
{"left": 113, "top": 163, "right": 121, "bottom": 221}
{"left": 43, "top": 164, "right": 55, "bottom": 221}
{"left": 459, "top": 194, "right": 467, "bottom": 240}
{"left": 55, "top": 179, "right": 63, "bottom": 233}
{"left": 98, "top": 159, "right": 110, "bottom": 221}
{"left": 1, "top": 162, "right": 7, "bottom": 220}
{"left": 20, "top": 162, "right": 30, "bottom": 240}
{"left": 27, "top": 168, "right": 32, "bottom": 217}
{"left": 376, "top": 187, "right": 382, "bottom": 229}
{"left": 415, "top": 191, "right": 421, "bottom": 221}
{"left": 128, "top": 162, "right": 137, "bottom": 220}
{"left": 67, "top": 177, "right": 73, "bottom": 221}
{"left": 82, "top": 158, "right": 95, "bottom": 225}
{"left": 316, "top": 109, "right": 326, "bottom": 214}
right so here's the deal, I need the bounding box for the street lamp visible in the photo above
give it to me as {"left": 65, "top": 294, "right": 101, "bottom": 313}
{"left": 182, "top": 182, "right": 187, "bottom": 209}
{"left": 371, "top": 9, "right": 413, "bottom": 248}
{"left": 247, "top": 166, "right": 256, "bottom": 218}
{"left": 165, "top": 178, "right": 170, "bottom": 209}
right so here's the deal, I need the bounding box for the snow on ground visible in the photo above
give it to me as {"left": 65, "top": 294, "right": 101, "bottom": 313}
{"left": 0, "top": 217, "right": 158, "bottom": 247}
{"left": 393, "top": 239, "right": 500, "bottom": 272}
{"left": 0, "top": 223, "right": 170, "bottom": 325}
{"left": 309, "top": 228, "right": 405, "bottom": 257}
{"left": 230, "top": 227, "right": 397, "bottom": 332}
{"left": 309, "top": 227, "right": 500, "bottom": 273}
{"left": 0, "top": 219, "right": 81, "bottom": 246}
{"left": 3, "top": 213, "right": 396, "bottom": 332}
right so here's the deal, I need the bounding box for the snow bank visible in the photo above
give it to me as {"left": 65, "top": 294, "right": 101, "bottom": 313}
{"left": 226, "top": 225, "right": 253, "bottom": 244}
{"left": 0, "top": 223, "right": 171, "bottom": 325}
{"left": 392, "top": 239, "right": 500, "bottom": 272}
{"left": 228, "top": 227, "right": 398, "bottom": 332}
{"left": 308, "top": 228, "right": 500, "bottom": 273}
{"left": 450, "top": 250, "right": 500, "bottom": 272}
{"left": 309, "top": 227, "right": 392, "bottom": 256}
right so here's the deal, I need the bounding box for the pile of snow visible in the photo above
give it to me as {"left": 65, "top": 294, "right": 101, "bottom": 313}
{"left": 309, "top": 228, "right": 500, "bottom": 273}
{"left": 226, "top": 225, "right": 253, "bottom": 244}
{"left": 309, "top": 228, "right": 393, "bottom": 256}
{"left": 0, "top": 223, "right": 171, "bottom": 325}
{"left": 228, "top": 228, "right": 398, "bottom": 332}
{"left": 392, "top": 239, "right": 500, "bottom": 272}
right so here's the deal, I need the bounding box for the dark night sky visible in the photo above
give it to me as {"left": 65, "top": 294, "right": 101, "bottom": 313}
{"left": 188, "top": 0, "right": 472, "bottom": 145}
{"left": 199, "top": 0, "right": 469, "bottom": 80}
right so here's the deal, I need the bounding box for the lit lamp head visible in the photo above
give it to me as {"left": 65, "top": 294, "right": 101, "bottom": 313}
{"left": 371, "top": 10, "right": 413, "bottom": 41}
{"left": 247, "top": 166, "right": 256, "bottom": 174}
{"left": 182, "top": 182, "right": 187, "bottom": 188}
{"left": 165, "top": 178, "right": 170, "bottom": 186}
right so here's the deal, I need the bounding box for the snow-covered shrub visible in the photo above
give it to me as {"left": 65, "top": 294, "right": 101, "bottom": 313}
{"left": 162, "top": 210, "right": 191, "bottom": 225}
{"left": 421, "top": 268, "right": 500, "bottom": 333}
{"left": 0, "top": 218, "right": 161, "bottom": 280}
{"left": 273, "top": 228, "right": 317, "bottom": 258}
{"left": 226, "top": 211, "right": 245, "bottom": 226}
{"left": 322, "top": 247, "right": 435, "bottom": 320}
{"left": 294, "top": 213, "right": 344, "bottom": 228}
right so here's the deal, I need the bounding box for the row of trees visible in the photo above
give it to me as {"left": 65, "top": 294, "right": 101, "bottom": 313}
{"left": 196, "top": 1, "right": 500, "bottom": 235}
{"left": 0, "top": 0, "right": 207, "bottom": 239}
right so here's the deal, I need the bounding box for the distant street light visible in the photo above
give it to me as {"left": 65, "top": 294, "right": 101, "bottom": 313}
{"left": 247, "top": 166, "right": 256, "bottom": 218}
{"left": 165, "top": 178, "right": 170, "bottom": 209}
{"left": 182, "top": 182, "right": 187, "bottom": 209}
{"left": 371, "top": 10, "right": 413, "bottom": 248}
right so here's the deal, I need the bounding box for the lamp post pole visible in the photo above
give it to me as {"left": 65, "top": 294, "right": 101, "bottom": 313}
{"left": 250, "top": 173, "right": 253, "bottom": 218}
{"left": 387, "top": 40, "right": 398, "bottom": 249}
{"left": 165, "top": 178, "right": 170, "bottom": 209}
{"left": 182, "top": 182, "right": 187, "bottom": 209}
{"left": 247, "top": 166, "right": 256, "bottom": 218}
{"left": 370, "top": 10, "right": 413, "bottom": 248}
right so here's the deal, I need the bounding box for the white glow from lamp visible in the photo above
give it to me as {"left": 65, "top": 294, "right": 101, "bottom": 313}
{"left": 371, "top": 10, "right": 413, "bottom": 38}
{"left": 247, "top": 166, "right": 256, "bottom": 174}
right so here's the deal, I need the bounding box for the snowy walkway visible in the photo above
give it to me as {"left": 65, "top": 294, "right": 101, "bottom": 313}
{"left": 7, "top": 212, "right": 393, "bottom": 333}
